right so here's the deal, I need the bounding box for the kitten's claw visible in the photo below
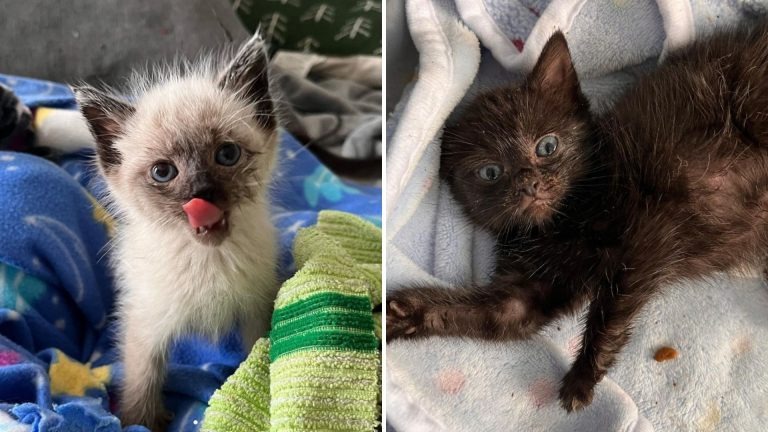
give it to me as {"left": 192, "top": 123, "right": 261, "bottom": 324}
{"left": 386, "top": 296, "right": 425, "bottom": 342}
{"left": 559, "top": 368, "right": 596, "bottom": 413}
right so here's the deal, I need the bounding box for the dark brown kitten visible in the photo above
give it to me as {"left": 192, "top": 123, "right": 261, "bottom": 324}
{"left": 387, "top": 24, "right": 768, "bottom": 412}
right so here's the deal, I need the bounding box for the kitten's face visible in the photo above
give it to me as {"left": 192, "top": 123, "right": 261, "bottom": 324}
{"left": 114, "top": 81, "right": 276, "bottom": 245}
{"left": 440, "top": 32, "right": 593, "bottom": 232}
{"left": 76, "top": 34, "right": 277, "bottom": 246}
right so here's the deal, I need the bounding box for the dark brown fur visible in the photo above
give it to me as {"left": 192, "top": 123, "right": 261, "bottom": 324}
{"left": 387, "top": 24, "right": 768, "bottom": 412}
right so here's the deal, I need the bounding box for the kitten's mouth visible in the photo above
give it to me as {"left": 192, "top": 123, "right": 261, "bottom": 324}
{"left": 519, "top": 194, "right": 556, "bottom": 222}
{"left": 194, "top": 216, "right": 227, "bottom": 235}
{"left": 182, "top": 198, "right": 230, "bottom": 245}
{"left": 520, "top": 194, "right": 553, "bottom": 210}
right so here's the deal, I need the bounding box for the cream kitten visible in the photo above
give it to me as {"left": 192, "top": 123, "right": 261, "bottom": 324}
{"left": 73, "top": 34, "right": 279, "bottom": 430}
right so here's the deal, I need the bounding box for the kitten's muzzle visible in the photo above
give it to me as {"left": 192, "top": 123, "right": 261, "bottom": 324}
{"left": 182, "top": 198, "right": 230, "bottom": 245}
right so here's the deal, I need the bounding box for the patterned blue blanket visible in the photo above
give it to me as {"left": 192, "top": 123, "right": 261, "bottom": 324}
{"left": 0, "top": 75, "right": 381, "bottom": 432}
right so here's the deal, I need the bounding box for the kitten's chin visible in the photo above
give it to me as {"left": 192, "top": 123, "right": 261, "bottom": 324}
{"left": 520, "top": 199, "right": 556, "bottom": 226}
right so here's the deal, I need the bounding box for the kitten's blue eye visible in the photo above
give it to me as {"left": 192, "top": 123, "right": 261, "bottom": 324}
{"left": 150, "top": 162, "right": 177, "bottom": 183}
{"left": 215, "top": 142, "right": 241, "bottom": 166}
{"left": 535, "top": 135, "right": 559, "bottom": 157}
{"left": 477, "top": 164, "right": 503, "bottom": 182}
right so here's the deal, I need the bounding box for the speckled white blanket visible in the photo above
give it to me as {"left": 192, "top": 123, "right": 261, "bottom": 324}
{"left": 386, "top": 0, "right": 768, "bottom": 430}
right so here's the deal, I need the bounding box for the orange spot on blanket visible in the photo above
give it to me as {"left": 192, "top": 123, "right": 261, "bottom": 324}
{"left": 654, "top": 346, "right": 678, "bottom": 362}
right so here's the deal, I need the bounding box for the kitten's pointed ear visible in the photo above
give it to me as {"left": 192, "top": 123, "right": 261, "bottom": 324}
{"left": 529, "top": 31, "right": 579, "bottom": 97}
{"left": 72, "top": 85, "right": 134, "bottom": 173}
{"left": 218, "top": 32, "right": 275, "bottom": 129}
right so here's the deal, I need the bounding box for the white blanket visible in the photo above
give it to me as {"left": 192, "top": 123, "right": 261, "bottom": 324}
{"left": 386, "top": 0, "right": 768, "bottom": 430}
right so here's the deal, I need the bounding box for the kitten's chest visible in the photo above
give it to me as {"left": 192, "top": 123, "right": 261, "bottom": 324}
{"left": 115, "top": 220, "right": 277, "bottom": 306}
{"left": 497, "top": 224, "right": 620, "bottom": 281}
{"left": 121, "top": 242, "right": 255, "bottom": 300}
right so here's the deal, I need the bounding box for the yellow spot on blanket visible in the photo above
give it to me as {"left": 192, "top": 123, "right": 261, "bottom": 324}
{"left": 33, "top": 108, "right": 54, "bottom": 129}
{"left": 49, "top": 350, "right": 110, "bottom": 396}
{"left": 85, "top": 193, "right": 116, "bottom": 237}
{"left": 697, "top": 402, "right": 721, "bottom": 432}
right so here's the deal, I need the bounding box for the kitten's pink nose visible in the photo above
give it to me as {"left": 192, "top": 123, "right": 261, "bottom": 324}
{"left": 182, "top": 198, "right": 224, "bottom": 228}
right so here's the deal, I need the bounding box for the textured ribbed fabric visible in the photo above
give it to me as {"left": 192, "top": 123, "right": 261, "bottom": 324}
{"left": 202, "top": 339, "right": 271, "bottom": 431}
{"left": 202, "top": 210, "right": 381, "bottom": 431}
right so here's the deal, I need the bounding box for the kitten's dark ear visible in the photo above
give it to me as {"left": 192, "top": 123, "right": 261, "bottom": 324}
{"left": 218, "top": 32, "right": 275, "bottom": 129}
{"left": 529, "top": 31, "right": 580, "bottom": 98}
{"left": 72, "top": 85, "right": 134, "bottom": 173}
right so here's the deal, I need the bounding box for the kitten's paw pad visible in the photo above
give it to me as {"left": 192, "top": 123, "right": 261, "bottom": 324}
{"left": 386, "top": 297, "right": 424, "bottom": 342}
{"left": 559, "top": 370, "right": 595, "bottom": 413}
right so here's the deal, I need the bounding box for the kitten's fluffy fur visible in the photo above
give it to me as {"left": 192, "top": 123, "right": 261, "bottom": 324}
{"left": 75, "top": 34, "right": 279, "bottom": 430}
{"left": 388, "top": 24, "right": 768, "bottom": 412}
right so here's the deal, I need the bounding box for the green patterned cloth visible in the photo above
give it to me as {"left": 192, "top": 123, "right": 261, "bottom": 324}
{"left": 232, "top": 0, "right": 381, "bottom": 56}
{"left": 202, "top": 210, "right": 381, "bottom": 432}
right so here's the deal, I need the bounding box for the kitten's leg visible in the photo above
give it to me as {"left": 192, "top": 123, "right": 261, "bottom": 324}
{"left": 558, "top": 274, "right": 654, "bottom": 412}
{"left": 387, "top": 273, "right": 577, "bottom": 342}
{"left": 119, "top": 315, "right": 173, "bottom": 431}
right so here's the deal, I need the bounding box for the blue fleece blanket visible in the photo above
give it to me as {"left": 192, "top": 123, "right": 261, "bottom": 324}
{"left": 0, "top": 75, "right": 381, "bottom": 432}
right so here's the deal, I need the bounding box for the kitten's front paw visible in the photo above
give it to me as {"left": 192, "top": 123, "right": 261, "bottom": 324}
{"left": 386, "top": 294, "right": 426, "bottom": 342}
{"left": 559, "top": 367, "right": 596, "bottom": 413}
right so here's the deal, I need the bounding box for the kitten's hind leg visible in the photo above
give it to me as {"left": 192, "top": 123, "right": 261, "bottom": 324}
{"left": 387, "top": 272, "right": 576, "bottom": 342}
{"left": 119, "top": 316, "right": 173, "bottom": 431}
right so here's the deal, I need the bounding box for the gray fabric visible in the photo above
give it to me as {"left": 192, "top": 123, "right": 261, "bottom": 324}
{"left": 0, "top": 0, "right": 248, "bottom": 84}
{"left": 342, "top": 116, "right": 382, "bottom": 159}
{"left": 386, "top": 0, "right": 419, "bottom": 114}
{"left": 272, "top": 51, "right": 382, "bottom": 159}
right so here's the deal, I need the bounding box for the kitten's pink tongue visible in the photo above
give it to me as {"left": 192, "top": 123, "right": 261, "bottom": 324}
{"left": 182, "top": 198, "right": 223, "bottom": 229}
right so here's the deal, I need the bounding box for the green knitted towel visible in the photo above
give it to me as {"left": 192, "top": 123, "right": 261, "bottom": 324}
{"left": 202, "top": 210, "right": 381, "bottom": 432}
